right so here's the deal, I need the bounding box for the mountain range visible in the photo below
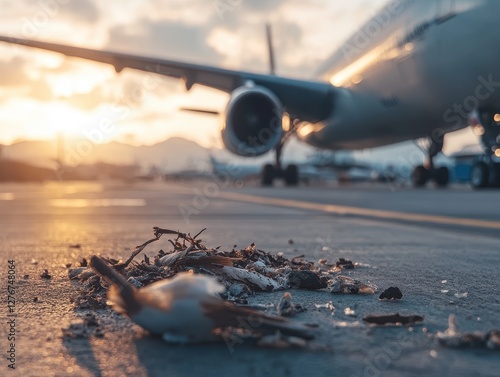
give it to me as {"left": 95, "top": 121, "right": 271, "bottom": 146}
{"left": 0, "top": 135, "right": 465, "bottom": 176}
{"left": 0, "top": 137, "right": 211, "bottom": 173}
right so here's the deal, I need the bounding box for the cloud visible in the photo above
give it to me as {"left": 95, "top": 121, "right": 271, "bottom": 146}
{"left": 32, "top": 0, "right": 100, "bottom": 23}
{"left": 0, "top": 56, "right": 54, "bottom": 102}
{"left": 107, "top": 19, "right": 223, "bottom": 65}
{"left": 0, "top": 0, "right": 397, "bottom": 147}
{"left": 241, "top": 0, "right": 287, "bottom": 11}
{"left": 64, "top": 0, "right": 99, "bottom": 23}
{"left": 0, "top": 57, "right": 29, "bottom": 86}
{"left": 60, "top": 86, "right": 108, "bottom": 110}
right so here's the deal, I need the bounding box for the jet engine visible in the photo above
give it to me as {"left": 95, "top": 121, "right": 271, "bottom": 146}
{"left": 221, "top": 86, "right": 283, "bottom": 157}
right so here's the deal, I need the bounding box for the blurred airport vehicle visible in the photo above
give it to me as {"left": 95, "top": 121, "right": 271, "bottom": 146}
{"left": 2, "top": 1, "right": 500, "bottom": 188}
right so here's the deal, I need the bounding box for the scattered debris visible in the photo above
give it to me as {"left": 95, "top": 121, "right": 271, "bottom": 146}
{"left": 277, "top": 292, "right": 306, "bottom": 317}
{"left": 23, "top": 274, "right": 29, "bottom": 280}
{"left": 288, "top": 239, "right": 294, "bottom": 245}
{"left": 69, "top": 268, "right": 106, "bottom": 311}
{"left": 329, "top": 276, "right": 376, "bottom": 294}
{"left": 454, "top": 292, "right": 468, "bottom": 299}
{"left": 33, "top": 297, "right": 38, "bottom": 303}
{"left": 379, "top": 287, "right": 403, "bottom": 301}
{"left": 62, "top": 313, "right": 103, "bottom": 339}
{"left": 64, "top": 227, "right": 390, "bottom": 347}
{"left": 363, "top": 313, "right": 424, "bottom": 326}
{"left": 65, "top": 263, "right": 72, "bottom": 268}
{"left": 286, "top": 270, "right": 327, "bottom": 290}
{"left": 31, "top": 259, "right": 38, "bottom": 265}
{"left": 278, "top": 292, "right": 294, "bottom": 317}
{"left": 90, "top": 256, "right": 316, "bottom": 344}
{"left": 488, "top": 331, "right": 500, "bottom": 350}
{"left": 215, "top": 266, "right": 281, "bottom": 292}
{"left": 437, "top": 315, "right": 500, "bottom": 350}
{"left": 127, "top": 277, "right": 144, "bottom": 288}
{"left": 69, "top": 244, "right": 81, "bottom": 249}
{"left": 83, "top": 313, "right": 99, "bottom": 327}
{"left": 69, "top": 227, "right": 359, "bottom": 301}
{"left": 344, "top": 307, "right": 356, "bottom": 317}
{"left": 333, "top": 320, "right": 361, "bottom": 328}
{"left": 40, "top": 269, "right": 52, "bottom": 279}
{"left": 224, "top": 283, "right": 251, "bottom": 301}
{"left": 314, "top": 302, "right": 335, "bottom": 315}
{"left": 334, "top": 258, "right": 356, "bottom": 270}
{"left": 68, "top": 267, "right": 88, "bottom": 280}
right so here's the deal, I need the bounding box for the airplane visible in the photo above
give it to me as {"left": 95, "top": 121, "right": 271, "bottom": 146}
{"left": 1, "top": 0, "right": 500, "bottom": 189}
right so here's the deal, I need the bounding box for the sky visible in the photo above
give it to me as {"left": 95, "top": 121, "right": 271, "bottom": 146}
{"left": 0, "top": 0, "right": 390, "bottom": 148}
{"left": 0, "top": 0, "right": 478, "bottom": 157}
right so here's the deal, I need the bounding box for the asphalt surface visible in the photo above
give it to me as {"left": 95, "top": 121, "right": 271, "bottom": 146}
{"left": 0, "top": 180, "right": 499, "bottom": 377}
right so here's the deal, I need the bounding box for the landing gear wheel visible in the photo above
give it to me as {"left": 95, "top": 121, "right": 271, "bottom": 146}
{"left": 470, "top": 162, "right": 489, "bottom": 189}
{"left": 412, "top": 165, "right": 428, "bottom": 187}
{"left": 435, "top": 167, "right": 450, "bottom": 187}
{"left": 261, "top": 164, "right": 275, "bottom": 186}
{"left": 284, "top": 164, "right": 299, "bottom": 186}
{"left": 491, "top": 163, "right": 500, "bottom": 188}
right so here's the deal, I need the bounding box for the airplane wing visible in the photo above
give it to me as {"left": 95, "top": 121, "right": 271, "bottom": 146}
{"left": 0, "top": 36, "right": 334, "bottom": 123}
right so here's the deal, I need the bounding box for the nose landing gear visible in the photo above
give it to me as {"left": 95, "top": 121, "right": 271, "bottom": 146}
{"left": 261, "top": 141, "right": 299, "bottom": 186}
{"left": 412, "top": 137, "right": 450, "bottom": 188}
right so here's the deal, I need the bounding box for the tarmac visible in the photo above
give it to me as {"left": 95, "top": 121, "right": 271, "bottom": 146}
{"left": 1, "top": 180, "right": 499, "bottom": 377}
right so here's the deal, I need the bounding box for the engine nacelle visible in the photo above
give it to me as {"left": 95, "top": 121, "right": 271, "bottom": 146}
{"left": 221, "top": 86, "right": 283, "bottom": 157}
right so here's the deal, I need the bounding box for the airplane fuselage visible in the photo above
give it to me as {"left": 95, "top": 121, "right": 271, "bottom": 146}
{"left": 299, "top": 0, "right": 500, "bottom": 150}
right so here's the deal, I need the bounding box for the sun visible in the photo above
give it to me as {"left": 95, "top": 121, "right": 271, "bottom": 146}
{"left": 46, "top": 104, "right": 86, "bottom": 139}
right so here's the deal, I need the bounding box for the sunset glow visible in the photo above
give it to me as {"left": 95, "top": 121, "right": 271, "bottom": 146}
{"left": 0, "top": 0, "right": 388, "bottom": 148}
{"left": 0, "top": 0, "right": 479, "bottom": 156}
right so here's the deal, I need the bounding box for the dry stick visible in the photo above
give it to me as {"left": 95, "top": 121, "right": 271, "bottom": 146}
{"left": 119, "top": 227, "right": 206, "bottom": 269}
{"left": 153, "top": 227, "right": 186, "bottom": 239}
{"left": 120, "top": 228, "right": 183, "bottom": 269}
{"left": 193, "top": 228, "right": 207, "bottom": 240}
{"left": 118, "top": 237, "right": 160, "bottom": 269}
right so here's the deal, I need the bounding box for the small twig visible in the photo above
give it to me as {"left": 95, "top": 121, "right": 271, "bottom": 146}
{"left": 118, "top": 227, "right": 208, "bottom": 269}
{"left": 193, "top": 228, "right": 207, "bottom": 240}
{"left": 118, "top": 237, "right": 158, "bottom": 269}
{"left": 153, "top": 227, "right": 186, "bottom": 239}
{"left": 119, "top": 227, "right": 184, "bottom": 269}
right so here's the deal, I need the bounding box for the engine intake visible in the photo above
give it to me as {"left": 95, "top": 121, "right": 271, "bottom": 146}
{"left": 221, "top": 86, "right": 283, "bottom": 157}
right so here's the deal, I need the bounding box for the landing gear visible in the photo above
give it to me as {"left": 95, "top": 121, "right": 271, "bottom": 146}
{"left": 412, "top": 136, "right": 450, "bottom": 188}
{"left": 284, "top": 164, "right": 299, "bottom": 186}
{"left": 469, "top": 111, "right": 500, "bottom": 189}
{"left": 435, "top": 166, "right": 450, "bottom": 187}
{"left": 261, "top": 164, "right": 276, "bottom": 186}
{"left": 260, "top": 136, "right": 300, "bottom": 186}
{"left": 412, "top": 165, "right": 428, "bottom": 187}
{"left": 470, "top": 161, "right": 489, "bottom": 189}
{"left": 260, "top": 164, "right": 299, "bottom": 186}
